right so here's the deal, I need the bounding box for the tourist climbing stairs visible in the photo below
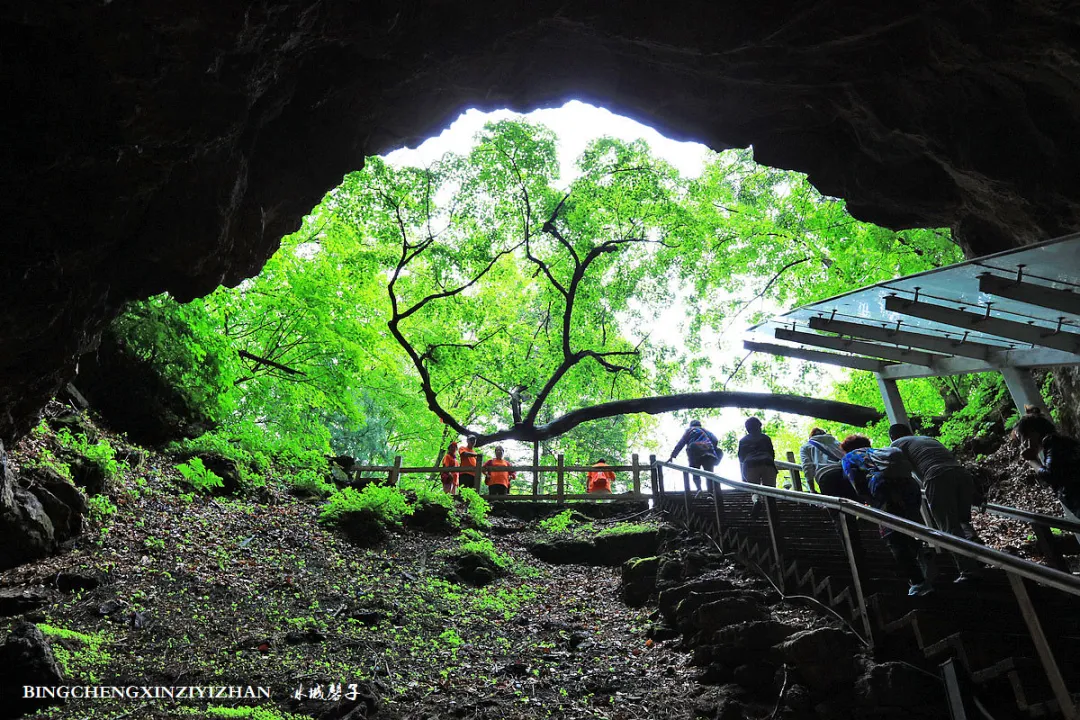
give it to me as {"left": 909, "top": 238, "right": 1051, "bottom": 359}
{"left": 655, "top": 463, "right": 1080, "bottom": 720}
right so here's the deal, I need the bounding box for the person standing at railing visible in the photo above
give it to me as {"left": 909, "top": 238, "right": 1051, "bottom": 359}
{"left": 668, "top": 420, "right": 721, "bottom": 493}
{"left": 1013, "top": 406, "right": 1080, "bottom": 543}
{"left": 799, "top": 427, "right": 851, "bottom": 498}
{"left": 840, "top": 434, "right": 933, "bottom": 597}
{"left": 739, "top": 417, "right": 777, "bottom": 517}
{"left": 458, "top": 435, "right": 479, "bottom": 491}
{"left": 889, "top": 423, "right": 984, "bottom": 582}
{"left": 483, "top": 445, "right": 516, "bottom": 496}
{"left": 441, "top": 441, "right": 460, "bottom": 495}
{"left": 587, "top": 459, "right": 616, "bottom": 494}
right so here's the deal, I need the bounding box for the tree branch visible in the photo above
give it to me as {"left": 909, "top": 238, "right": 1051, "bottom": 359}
{"left": 476, "top": 391, "right": 882, "bottom": 445}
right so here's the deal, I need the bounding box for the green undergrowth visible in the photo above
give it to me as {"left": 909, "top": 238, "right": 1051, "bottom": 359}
{"left": 37, "top": 624, "right": 112, "bottom": 684}
{"left": 320, "top": 482, "right": 491, "bottom": 534}
{"left": 176, "top": 456, "right": 225, "bottom": 493}
{"left": 440, "top": 528, "right": 513, "bottom": 569}
{"left": 539, "top": 510, "right": 658, "bottom": 539}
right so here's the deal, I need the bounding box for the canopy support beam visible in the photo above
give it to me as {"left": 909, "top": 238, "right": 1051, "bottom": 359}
{"left": 979, "top": 274, "right": 1080, "bottom": 317}
{"left": 743, "top": 340, "right": 890, "bottom": 372}
{"left": 884, "top": 296, "right": 1080, "bottom": 354}
{"left": 775, "top": 328, "right": 938, "bottom": 366}
{"left": 875, "top": 373, "right": 909, "bottom": 427}
{"left": 1000, "top": 367, "right": 1049, "bottom": 415}
{"left": 808, "top": 317, "right": 1000, "bottom": 361}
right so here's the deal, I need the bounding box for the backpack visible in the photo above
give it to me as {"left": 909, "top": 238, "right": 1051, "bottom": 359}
{"left": 807, "top": 438, "right": 844, "bottom": 464}
{"left": 687, "top": 428, "right": 718, "bottom": 460}
{"left": 862, "top": 447, "right": 912, "bottom": 479}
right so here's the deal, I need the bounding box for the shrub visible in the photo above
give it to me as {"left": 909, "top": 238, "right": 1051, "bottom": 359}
{"left": 288, "top": 469, "right": 335, "bottom": 498}
{"left": 458, "top": 487, "right": 490, "bottom": 528}
{"left": 37, "top": 625, "right": 111, "bottom": 683}
{"left": 57, "top": 429, "right": 121, "bottom": 479}
{"left": 455, "top": 528, "right": 512, "bottom": 569}
{"left": 86, "top": 495, "right": 117, "bottom": 524}
{"left": 176, "top": 457, "right": 224, "bottom": 493}
{"left": 320, "top": 484, "right": 412, "bottom": 526}
{"left": 538, "top": 509, "right": 577, "bottom": 534}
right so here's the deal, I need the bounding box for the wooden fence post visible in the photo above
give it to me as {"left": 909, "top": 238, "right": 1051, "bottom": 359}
{"left": 786, "top": 451, "right": 803, "bottom": 492}
{"left": 532, "top": 442, "right": 540, "bottom": 496}
{"left": 556, "top": 454, "right": 565, "bottom": 505}
{"left": 683, "top": 470, "right": 691, "bottom": 518}
{"left": 649, "top": 454, "right": 658, "bottom": 496}
{"left": 388, "top": 455, "right": 402, "bottom": 486}
{"left": 475, "top": 453, "right": 484, "bottom": 491}
{"left": 632, "top": 454, "right": 641, "bottom": 495}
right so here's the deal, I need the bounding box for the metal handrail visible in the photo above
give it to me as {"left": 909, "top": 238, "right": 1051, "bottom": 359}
{"left": 657, "top": 460, "right": 1080, "bottom": 598}
{"left": 655, "top": 458, "right": 1080, "bottom": 718}
{"left": 773, "top": 458, "right": 1080, "bottom": 537}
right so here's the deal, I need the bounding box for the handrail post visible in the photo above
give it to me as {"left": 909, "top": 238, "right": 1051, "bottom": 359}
{"left": 475, "top": 453, "right": 484, "bottom": 491}
{"left": 683, "top": 470, "right": 691, "bottom": 518}
{"left": 657, "top": 462, "right": 665, "bottom": 500}
{"left": 786, "top": 451, "right": 804, "bottom": 492}
{"left": 389, "top": 455, "right": 402, "bottom": 486}
{"left": 838, "top": 514, "right": 876, "bottom": 646}
{"left": 556, "top": 454, "right": 565, "bottom": 505}
{"left": 632, "top": 454, "right": 640, "bottom": 495}
{"left": 711, "top": 476, "right": 725, "bottom": 550}
{"left": 1008, "top": 572, "right": 1078, "bottom": 719}
{"left": 532, "top": 442, "right": 540, "bottom": 497}
{"left": 764, "top": 496, "right": 786, "bottom": 590}
{"left": 648, "top": 455, "right": 658, "bottom": 496}
{"left": 1031, "top": 522, "right": 1069, "bottom": 572}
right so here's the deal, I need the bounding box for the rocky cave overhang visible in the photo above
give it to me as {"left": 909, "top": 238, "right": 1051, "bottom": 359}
{"left": 2, "top": 1, "right": 1080, "bottom": 440}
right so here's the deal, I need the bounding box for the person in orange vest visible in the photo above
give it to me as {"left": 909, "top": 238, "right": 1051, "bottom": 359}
{"left": 441, "top": 441, "right": 460, "bottom": 495}
{"left": 587, "top": 459, "right": 616, "bottom": 494}
{"left": 458, "top": 435, "right": 479, "bottom": 490}
{"left": 482, "top": 445, "right": 516, "bottom": 496}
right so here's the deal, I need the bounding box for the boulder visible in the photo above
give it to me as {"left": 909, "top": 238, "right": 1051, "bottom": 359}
{"left": 448, "top": 552, "right": 499, "bottom": 587}
{"left": 690, "top": 596, "right": 770, "bottom": 633}
{"left": 195, "top": 453, "right": 243, "bottom": 495}
{"left": 620, "top": 555, "right": 661, "bottom": 608}
{"left": 733, "top": 661, "right": 778, "bottom": 694}
{"left": 0, "top": 587, "right": 52, "bottom": 617}
{"left": 594, "top": 528, "right": 660, "bottom": 563}
{"left": 774, "top": 627, "right": 863, "bottom": 693}
{"left": 69, "top": 457, "right": 107, "bottom": 496}
{"left": 337, "top": 509, "right": 389, "bottom": 548}
{"left": 0, "top": 621, "right": 65, "bottom": 718}
{"left": 853, "top": 661, "right": 944, "bottom": 709}
{"left": 26, "top": 469, "right": 87, "bottom": 541}
{"left": 526, "top": 538, "right": 598, "bottom": 565}
{"left": 658, "top": 575, "right": 739, "bottom": 624}
{"left": 404, "top": 501, "right": 454, "bottom": 533}
{"left": 0, "top": 445, "right": 57, "bottom": 570}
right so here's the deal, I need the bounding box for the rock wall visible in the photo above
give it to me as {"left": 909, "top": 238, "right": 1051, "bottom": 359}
{"left": 3, "top": 1, "right": 1080, "bottom": 439}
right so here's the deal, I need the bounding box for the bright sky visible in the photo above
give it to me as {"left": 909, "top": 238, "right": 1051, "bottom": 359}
{"left": 383, "top": 101, "right": 835, "bottom": 484}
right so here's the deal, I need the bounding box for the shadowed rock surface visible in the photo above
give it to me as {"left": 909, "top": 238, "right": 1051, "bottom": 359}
{"left": 4, "top": 1, "right": 1080, "bottom": 439}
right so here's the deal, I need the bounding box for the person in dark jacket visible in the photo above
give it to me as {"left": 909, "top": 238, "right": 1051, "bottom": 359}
{"left": 841, "top": 434, "right": 933, "bottom": 597}
{"left": 1013, "top": 407, "right": 1080, "bottom": 542}
{"left": 890, "top": 423, "right": 983, "bottom": 581}
{"left": 738, "top": 417, "right": 777, "bottom": 516}
{"left": 669, "top": 420, "right": 721, "bottom": 492}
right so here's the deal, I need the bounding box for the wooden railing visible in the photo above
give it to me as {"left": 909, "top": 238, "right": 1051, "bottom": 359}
{"left": 346, "top": 453, "right": 650, "bottom": 503}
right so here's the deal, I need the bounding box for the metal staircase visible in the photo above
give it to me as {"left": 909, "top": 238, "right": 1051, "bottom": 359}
{"left": 654, "top": 461, "right": 1080, "bottom": 720}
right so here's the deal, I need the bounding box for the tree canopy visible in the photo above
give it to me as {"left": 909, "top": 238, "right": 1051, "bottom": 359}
{"left": 114, "top": 118, "right": 961, "bottom": 466}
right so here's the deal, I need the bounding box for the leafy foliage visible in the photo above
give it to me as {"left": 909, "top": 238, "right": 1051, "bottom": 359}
{"left": 453, "top": 529, "right": 512, "bottom": 569}
{"left": 57, "top": 429, "right": 121, "bottom": 479}
{"left": 457, "top": 487, "right": 491, "bottom": 528}
{"left": 175, "top": 457, "right": 224, "bottom": 493}
{"left": 319, "top": 484, "right": 413, "bottom": 526}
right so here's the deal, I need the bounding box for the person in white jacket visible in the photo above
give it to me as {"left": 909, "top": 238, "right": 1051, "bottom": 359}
{"left": 799, "top": 428, "right": 856, "bottom": 499}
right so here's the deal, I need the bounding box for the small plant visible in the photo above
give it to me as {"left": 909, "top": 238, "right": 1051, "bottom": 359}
{"left": 455, "top": 528, "right": 512, "bottom": 569}
{"left": 176, "top": 457, "right": 224, "bottom": 493}
{"left": 320, "top": 484, "right": 413, "bottom": 526}
{"left": 37, "top": 625, "right": 111, "bottom": 683}
{"left": 86, "top": 495, "right": 117, "bottom": 525}
{"left": 22, "top": 447, "right": 73, "bottom": 481}
{"left": 594, "top": 522, "right": 659, "bottom": 538}
{"left": 538, "top": 509, "right": 577, "bottom": 534}
{"left": 289, "top": 469, "right": 335, "bottom": 497}
{"left": 57, "top": 429, "right": 121, "bottom": 479}
{"left": 458, "top": 487, "right": 490, "bottom": 527}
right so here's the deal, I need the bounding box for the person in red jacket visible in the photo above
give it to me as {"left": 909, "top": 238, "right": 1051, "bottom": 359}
{"left": 483, "top": 446, "right": 516, "bottom": 496}
{"left": 587, "top": 459, "right": 616, "bottom": 494}
{"left": 441, "top": 441, "right": 459, "bottom": 495}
